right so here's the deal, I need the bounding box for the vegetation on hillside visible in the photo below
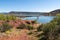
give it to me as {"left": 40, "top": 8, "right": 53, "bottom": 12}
{"left": 37, "top": 14, "right": 60, "bottom": 40}
{"left": 0, "top": 14, "right": 60, "bottom": 40}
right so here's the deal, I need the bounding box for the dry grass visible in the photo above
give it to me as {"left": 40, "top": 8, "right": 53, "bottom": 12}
{"left": 0, "top": 29, "right": 38, "bottom": 40}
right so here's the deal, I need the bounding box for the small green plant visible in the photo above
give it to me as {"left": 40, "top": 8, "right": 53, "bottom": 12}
{"left": 6, "top": 15, "right": 16, "bottom": 21}
{"left": 40, "top": 14, "right": 60, "bottom": 40}
{"left": 17, "top": 24, "right": 26, "bottom": 29}
{"left": 26, "top": 24, "right": 33, "bottom": 30}
{"left": 0, "top": 22, "right": 12, "bottom": 32}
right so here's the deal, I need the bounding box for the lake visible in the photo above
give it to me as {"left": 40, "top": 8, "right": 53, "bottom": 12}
{"left": 22, "top": 16, "right": 54, "bottom": 23}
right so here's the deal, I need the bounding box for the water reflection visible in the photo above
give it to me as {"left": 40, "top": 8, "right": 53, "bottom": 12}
{"left": 22, "top": 16, "right": 54, "bottom": 23}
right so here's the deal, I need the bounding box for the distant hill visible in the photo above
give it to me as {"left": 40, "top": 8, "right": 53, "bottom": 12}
{"left": 50, "top": 9, "right": 60, "bottom": 14}
{"left": 8, "top": 11, "right": 48, "bottom": 16}
{"left": 0, "top": 9, "right": 60, "bottom": 16}
{"left": 9, "top": 9, "right": 60, "bottom": 14}
{"left": 9, "top": 11, "right": 46, "bottom": 14}
{"left": 9, "top": 9, "right": 60, "bottom": 16}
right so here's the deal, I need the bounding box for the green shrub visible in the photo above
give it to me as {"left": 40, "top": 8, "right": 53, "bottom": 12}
{"left": 41, "top": 14, "right": 60, "bottom": 40}
{"left": 17, "top": 24, "right": 34, "bottom": 30}
{"left": 0, "top": 14, "right": 16, "bottom": 21}
{"left": 6, "top": 15, "right": 16, "bottom": 21}
{"left": 0, "top": 14, "right": 6, "bottom": 20}
{"left": 0, "top": 22, "right": 12, "bottom": 32}
{"left": 17, "top": 24, "right": 26, "bottom": 29}
{"left": 26, "top": 24, "right": 34, "bottom": 30}
{"left": 37, "top": 24, "right": 43, "bottom": 32}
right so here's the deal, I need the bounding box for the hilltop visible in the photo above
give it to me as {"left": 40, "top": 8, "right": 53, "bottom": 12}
{"left": 0, "top": 9, "right": 60, "bottom": 16}
{"left": 50, "top": 9, "right": 60, "bottom": 13}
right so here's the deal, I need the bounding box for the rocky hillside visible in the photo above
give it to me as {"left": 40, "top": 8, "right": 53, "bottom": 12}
{"left": 50, "top": 9, "right": 60, "bottom": 13}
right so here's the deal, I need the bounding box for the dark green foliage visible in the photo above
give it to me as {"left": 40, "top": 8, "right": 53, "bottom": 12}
{"left": 41, "top": 14, "right": 60, "bottom": 40}
{"left": 17, "top": 24, "right": 26, "bottom": 29}
{"left": 0, "top": 22, "right": 12, "bottom": 32}
{"left": 26, "top": 25, "right": 33, "bottom": 30}
{"left": 42, "top": 22, "right": 56, "bottom": 34}
{"left": 37, "top": 24, "right": 43, "bottom": 32}
{"left": 17, "top": 24, "right": 34, "bottom": 30}
{"left": 51, "top": 14, "right": 60, "bottom": 25}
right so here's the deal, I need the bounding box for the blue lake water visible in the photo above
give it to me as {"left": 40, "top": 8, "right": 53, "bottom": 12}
{"left": 22, "top": 16, "right": 54, "bottom": 23}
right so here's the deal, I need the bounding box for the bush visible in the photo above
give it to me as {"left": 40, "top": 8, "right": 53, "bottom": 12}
{"left": 51, "top": 14, "right": 60, "bottom": 25}
{"left": 37, "top": 24, "right": 43, "bottom": 32}
{"left": 0, "top": 14, "right": 16, "bottom": 21}
{"left": 6, "top": 15, "right": 16, "bottom": 21}
{"left": 0, "top": 22, "right": 12, "bottom": 32}
{"left": 17, "top": 24, "right": 34, "bottom": 30}
{"left": 17, "top": 24, "right": 26, "bottom": 29}
{"left": 41, "top": 14, "right": 60, "bottom": 40}
{"left": 0, "top": 14, "right": 6, "bottom": 20}
{"left": 26, "top": 24, "right": 34, "bottom": 30}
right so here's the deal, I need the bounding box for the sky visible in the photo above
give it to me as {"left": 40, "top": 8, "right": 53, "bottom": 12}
{"left": 0, "top": 0, "right": 60, "bottom": 12}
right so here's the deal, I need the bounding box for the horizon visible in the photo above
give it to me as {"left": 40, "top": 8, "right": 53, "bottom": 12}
{"left": 0, "top": 0, "right": 60, "bottom": 12}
